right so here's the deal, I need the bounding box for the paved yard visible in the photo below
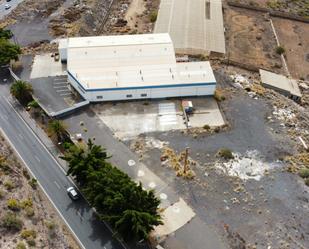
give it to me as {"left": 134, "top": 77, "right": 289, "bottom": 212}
{"left": 30, "top": 53, "right": 66, "bottom": 79}
{"left": 93, "top": 97, "right": 225, "bottom": 140}
{"left": 31, "top": 76, "right": 75, "bottom": 114}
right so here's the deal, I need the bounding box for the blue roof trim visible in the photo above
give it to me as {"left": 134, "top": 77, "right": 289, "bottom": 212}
{"left": 68, "top": 70, "right": 216, "bottom": 92}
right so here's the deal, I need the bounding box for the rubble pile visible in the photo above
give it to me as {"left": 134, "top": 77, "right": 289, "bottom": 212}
{"left": 161, "top": 147, "right": 196, "bottom": 179}
{"left": 22, "top": 42, "right": 58, "bottom": 55}
{"left": 3, "top": 0, "right": 65, "bottom": 22}
{"left": 215, "top": 150, "right": 279, "bottom": 181}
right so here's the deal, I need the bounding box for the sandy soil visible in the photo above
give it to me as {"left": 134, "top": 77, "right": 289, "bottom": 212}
{"left": 0, "top": 132, "right": 80, "bottom": 249}
{"left": 103, "top": 0, "right": 160, "bottom": 35}
{"left": 125, "top": 0, "right": 145, "bottom": 30}
{"left": 224, "top": 6, "right": 283, "bottom": 72}
{"left": 272, "top": 17, "right": 309, "bottom": 80}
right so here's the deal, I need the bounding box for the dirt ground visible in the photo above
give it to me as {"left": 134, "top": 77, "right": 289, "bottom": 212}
{"left": 0, "top": 133, "right": 80, "bottom": 249}
{"left": 126, "top": 69, "right": 309, "bottom": 249}
{"left": 103, "top": 0, "right": 160, "bottom": 35}
{"left": 272, "top": 17, "right": 309, "bottom": 80}
{"left": 224, "top": 6, "right": 283, "bottom": 72}
{"left": 235, "top": 0, "right": 309, "bottom": 17}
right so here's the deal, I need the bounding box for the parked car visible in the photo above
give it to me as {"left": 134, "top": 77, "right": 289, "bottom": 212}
{"left": 4, "top": 4, "right": 11, "bottom": 10}
{"left": 67, "top": 186, "right": 79, "bottom": 200}
{"left": 6, "top": 0, "right": 12, "bottom": 2}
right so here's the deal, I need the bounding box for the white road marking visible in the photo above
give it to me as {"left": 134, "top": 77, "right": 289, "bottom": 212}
{"left": 54, "top": 86, "right": 68, "bottom": 89}
{"left": 77, "top": 211, "right": 83, "bottom": 219}
{"left": 53, "top": 82, "right": 67, "bottom": 85}
{"left": 60, "top": 93, "right": 71, "bottom": 96}
{"left": 54, "top": 181, "right": 61, "bottom": 189}
{"left": 56, "top": 89, "right": 70, "bottom": 93}
{"left": 34, "top": 155, "right": 40, "bottom": 162}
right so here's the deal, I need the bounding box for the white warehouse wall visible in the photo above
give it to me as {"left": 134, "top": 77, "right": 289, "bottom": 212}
{"left": 68, "top": 72, "right": 216, "bottom": 102}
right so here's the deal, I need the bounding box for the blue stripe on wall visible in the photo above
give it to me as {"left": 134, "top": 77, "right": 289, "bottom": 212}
{"left": 67, "top": 70, "right": 216, "bottom": 92}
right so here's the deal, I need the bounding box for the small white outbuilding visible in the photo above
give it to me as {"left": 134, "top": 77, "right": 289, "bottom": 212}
{"left": 59, "top": 33, "right": 217, "bottom": 102}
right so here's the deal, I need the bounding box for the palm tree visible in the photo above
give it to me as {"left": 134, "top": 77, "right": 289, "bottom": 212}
{"left": 10, "top": 80, "right": 33, "bottom": 105}
{"left": 48, "top": 120, "right": 68, "bottom": 142}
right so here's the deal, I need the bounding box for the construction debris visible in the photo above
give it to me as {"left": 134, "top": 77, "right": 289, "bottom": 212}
{"left": 161, "top": 147, "right": 196, "bottom": 179}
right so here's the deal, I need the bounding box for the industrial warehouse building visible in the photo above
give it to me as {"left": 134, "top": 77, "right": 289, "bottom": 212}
{"left": 260, "top": 69, "right": 302, "bottom": 102}
{"left": 154, "top": 0, "right": 226, "bottom": 55}
{"left": 59, "top": 33, "right": 217, "bottom": 102}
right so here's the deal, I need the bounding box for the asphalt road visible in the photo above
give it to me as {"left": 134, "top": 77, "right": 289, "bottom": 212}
{"left": 0, "top": 0, "right": 23, "bottom": 19}
{"left": 0, "top": 85, "right": 125, "bottom": 249}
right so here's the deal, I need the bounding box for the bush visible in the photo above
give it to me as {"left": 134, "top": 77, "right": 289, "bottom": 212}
{"left": 218, "top": 148, "right": 234, "bottom": 160}
{"left": 1, "top": 212, "right": 23, "bottom": 231}
{"left": 276, "top": 46, "right": 285, "bottom": 55}
{"left": 7, "top": 198, "right": 21, "bottom": 211}
{"left": 16, "top": 242, "right": 26, "bottom": 249}
{"left": 22, "top": 169, "right": 30, "bottom": 179}
{"left": 4, "top": 180, "right": 15, "bottom": 190}
{"left": 21, "top": 229, "right": 37, "bottom": 239}
{"left": 25, "top": 207, "right": 35, "bottom": 217}
{"left": 27, "top": 239, "right": 36, "bottom": 247}
{"left": 21, "top": 198, "right": 33, "bottom": 209}
{"left": 214, "top": 89, "right": 225, "bottom": 101}
{"left": 0, "top": 189, "right": 4, "bottom": 199}
{"left": 305, "top": 178, "right": 309, "bottom": 187}
{"left": 203, "top": 124, "right": 210, "bottom": 130}
{"left": 150, "top": 12, "right": 157, "bottom": 22}
{"left": 299, "top": 168, "right": 309, "bottom": 178}
{"left": 28, "top": 178, "right": 38, "bottom": 189}
{"left": 45, "top": 220, "right": 56, "bottom": 230}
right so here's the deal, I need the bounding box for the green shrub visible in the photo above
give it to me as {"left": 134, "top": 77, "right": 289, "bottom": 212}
{"left": 214, "top": 89, "right": 225, "bottom": 101}
{"left": 25, "top": 207, "right": 35, "bottom": 217}
{"left": 218, "top": 148, "right": 234, "bottom": 160}
{"left": 28, "top": 178, "right": 37, "bottom": 189}
{"left": 1, "top": 212, "right": 23, "bottom": 231}
{"left": 27, "top": 239, "right": 36, "bottom": 247}
{"left": 45, "top": 220, "right": 56, "bottom": 230}
{"left": 299, "top": 168, "right": 309, "bottom": 178}
{"left": 305, "top": 178, "right": 309, "bottom": 186}
{"left": 150, "top": 12, "right": 157, "bottom": 22}
{"left": 21, "top": 198, "right": 33, "bottom": 209}
{"left": 16, "top": 242, "right": 26, "bottom": 249}
{"left": 203, "top": 124, "right": 210, "bottom": 130}
{"left": 21, "top": 229, "right": 37, "bottom": 239}
{"left": 7, "top": 198, "right": 21, "bottom": 211}
{"left": 22, "top": 169, "right": 30, "bottom": 180}
{"left": 4, "top": 180, "right": 15, "bottom": 190}
{"left": 276, "top": 46, "right": 285, "bottom": 55}
{"left": 0, "top": 189, "right": 4, "bottom": 199}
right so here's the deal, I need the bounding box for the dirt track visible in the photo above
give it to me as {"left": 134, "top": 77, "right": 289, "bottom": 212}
{"left": 224, "top": 7, "right": 283, "bottom": 72}
{"left": 273, "top": 17, "right": 309, "bottom": 80}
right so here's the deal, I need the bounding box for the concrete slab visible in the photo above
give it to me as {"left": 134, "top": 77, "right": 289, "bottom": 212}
{"left": 154, "top": 198, "right": 195, "bottom": 237}
{"left": 93, "top": 97, "right": 225, "bottom": 140}
{"left": 30, "top": 53, "right": 66, "bottom": 79}
{"left": 188, "top": 98, "right": 225, "bottom": 127}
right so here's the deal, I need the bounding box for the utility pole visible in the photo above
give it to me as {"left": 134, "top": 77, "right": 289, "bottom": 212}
{"left": 183, "top": 147, "right": 190, "bottom": 174}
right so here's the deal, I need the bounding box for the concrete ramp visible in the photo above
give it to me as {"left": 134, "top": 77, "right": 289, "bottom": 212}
{"left": 154, "top": 198, "right": 195, "bottom": 237}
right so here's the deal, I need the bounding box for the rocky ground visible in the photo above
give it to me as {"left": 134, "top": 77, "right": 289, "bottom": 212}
{"left": 0, "top": 132, "right": 80, "bottom": 249}
{"left": 126, "top": 69, "right": 309, "bottom": 249}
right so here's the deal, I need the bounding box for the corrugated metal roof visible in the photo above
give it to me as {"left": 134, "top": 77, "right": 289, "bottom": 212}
{"left": 260, "top": 69, "right": 301, "bottom": 97}
{"left": 63, "top": 33, "right": 172, "bottom": 48}
{"left": 154, "top": 0, "right": 226, "bottom": 54}
{"left": 65, "top": 34, "right": 216, "bottom": 90}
